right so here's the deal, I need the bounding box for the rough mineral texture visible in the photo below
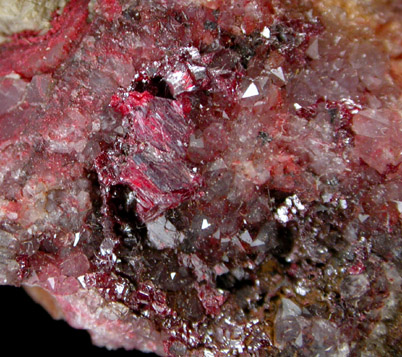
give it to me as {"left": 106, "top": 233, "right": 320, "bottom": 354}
{"left": 0, "top": 0, "right": 67, "bottom": 44}
{"left": 0, "top": 0, "right": 402, "bottom": 355}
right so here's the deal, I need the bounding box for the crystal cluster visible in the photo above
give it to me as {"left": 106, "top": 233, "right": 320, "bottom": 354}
{"left": 0, "top": 0, "right": 401, "bottom": 355}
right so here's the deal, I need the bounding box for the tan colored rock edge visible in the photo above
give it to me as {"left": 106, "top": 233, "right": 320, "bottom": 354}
{"left": 0, "top": 0, "right": 67, "bottom": 43}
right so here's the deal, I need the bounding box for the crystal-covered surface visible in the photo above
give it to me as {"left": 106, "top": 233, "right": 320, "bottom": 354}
{"left": 0, "top": 0, "right": 401, "bottom": 355}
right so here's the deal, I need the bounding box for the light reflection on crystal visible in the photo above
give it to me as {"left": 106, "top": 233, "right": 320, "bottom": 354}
{"left": 241, "top": 82, "right": 259, "bottom": 98}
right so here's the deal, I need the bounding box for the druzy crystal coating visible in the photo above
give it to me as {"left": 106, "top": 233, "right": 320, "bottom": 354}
{"left": 0, "top": 0, "right": 401, "bottom": 355}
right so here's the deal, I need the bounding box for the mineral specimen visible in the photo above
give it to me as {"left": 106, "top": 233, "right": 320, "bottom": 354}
{"left": 0, "top": 0, "right": 401, "bottom": 355}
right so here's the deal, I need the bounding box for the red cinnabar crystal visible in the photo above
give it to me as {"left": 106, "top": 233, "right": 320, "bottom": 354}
{"left": 0, "top": 0, "right": 401, "bottom": 356}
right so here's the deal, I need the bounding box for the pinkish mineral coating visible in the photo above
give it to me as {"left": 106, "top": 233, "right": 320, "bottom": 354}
{"left": 0, "top": 0, "right": 402, "bottom": 356}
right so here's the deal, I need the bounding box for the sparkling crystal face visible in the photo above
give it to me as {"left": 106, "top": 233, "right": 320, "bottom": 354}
{"left": 0, "top": 0, "right": 402, "bottom": 355}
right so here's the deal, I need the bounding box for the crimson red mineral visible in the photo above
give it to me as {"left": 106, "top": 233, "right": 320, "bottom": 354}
{"left": 0, "top": 0, "right": 401, "bottom": 356}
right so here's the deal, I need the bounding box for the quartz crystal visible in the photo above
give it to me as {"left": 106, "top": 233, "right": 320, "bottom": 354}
{"left": 0, "top": 0, "right": 401, "bottom": 355}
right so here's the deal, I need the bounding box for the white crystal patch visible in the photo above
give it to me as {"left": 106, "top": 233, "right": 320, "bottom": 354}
{"left": 201, "top": 218, "right": 211, "bottom": 229}
{"left": 271, "top": 67, "right": 285, "bottom": 82}
{"left": 242, "top": 82, "right": 259, "bottom": 98}
{"left": 260, "top": 26, "right": 271, "bottom": 39}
